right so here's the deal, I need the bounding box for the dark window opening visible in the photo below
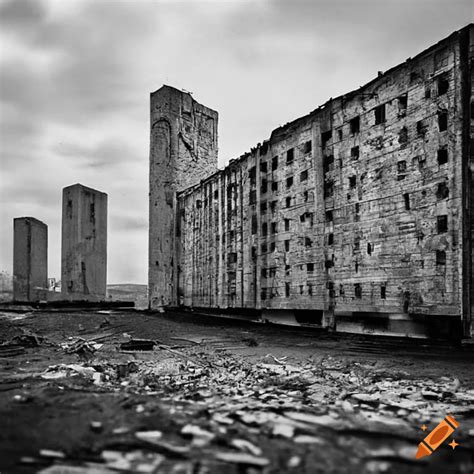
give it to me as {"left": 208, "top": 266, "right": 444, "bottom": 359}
{"left": 367, "top": 242, "right": 372, "bottom": 255}
{"left": 89, "top": 202, "right": 95, "bottom": 222}
{"left": 398, "top": 160, "right": 407, "bottom": 173}
{"left": 437, "top": 147, "right": 448, "bottom": 165}
{"left": 228, "top": 252, "right": 237, "bottom": 264}
{"left": 425, "top": 86, "right": 431, "bottom": 99}
{"left": 339, "top": 284, "right": 345, "bottom": 296}
{"left": 328, "top": 233, "right": 334, "bottom": 245}
{"left": 270, "top": 201, "right": 277, "bottom": 213}
{"left": 308, "top": 284, "right": 313, "bottom": 296}
{"left": 196, "top": 199, "right": 202, "bottom": 209}
{"left": 300, "top": 214, "right": 305, "bottom": 223}
{"left": 436, "top": 182, "right": 449, "bottom": 200}
{"left": 262, "top": 223, "right": 268, "bottom": 236}
{"left": 286, "top": 148, "right": 294, "bottom": 164}
{"left": 374, "top": 104, "right": 386, "bottom": 124}
{"left": 261, "top": 289, "right": 267, "bottom": 301}
{"left": 271, "top": 222, "right": 277, "bottom": 234}
{"left": 349, "top": 176, "right": 356, "bottom": 188}
{"left": 417, "top": 120, "right": 428, "bottom": 136}
{"left": 325, "top": 259, "right": 334, "bottom": 269}
{"left": 324, "top": 180, "right": 334, "bottom": 198}
{"left": 285, "top": 283, "right": 290, "bottom": 297}
{"left": 260, "top": 201, "right": 267, "bottom": 214}
{"left": 261, "top": 243, "right": 267, "bottom": 253}
{"left": 251, "top": 247, "right": 257, "bottom": 261}
{"left": 325, "top": 210, "right": 333, "bottom": 222}
{"left": 437, "top": 215, "right": 448, "bottom": 233}
{"left": 249, "top": 190, "right": 256, "bottom": 204}
{"left": 285, "top": 197, "right": 292, "bottom": 208}
{"left": 303, "top": 190, "right": 309, "bottom": 202}
{"left": 323, "top": 154, "right": 334, "bottom": 173}
{"left": 355, "top": 203, "right": 360, "bottom": 215}
{"left": 286, "top": 176, "right": 293, "bottom": 188}
{"left": 437, "top": 75, "right": 449, "bottom": 95}
{"left": 285, "top": 265, "right": 290, "bottom": 275}
{"left": 251, "top": 215, "right": 257, "bottom": 234}
{"left": 321, "top": 130, "right": 332, "bottom": 147}
{"left": 300, "top": 170, "right": 308, "bottom": 182}
{"left": 404, "top": 193, "right": 410, "bottom": 210}
{"left": 305, "top": 237, "right": 312, "bottom": 247}
{"left": 272, "top": 156, "right": 278, "bottom": 170}
{"left": 260, "top": 161, "right": 267, "bottom": 173}
{"left": 214, "top": 190, "right": 218, "bottom": 199}
{"left": 249, "top": 167, "right": 256, "bottom": 185}
{"left": 300, "top": 285, "right": 304, "bottom": 295}
{"left": 399, "top": 127, "right": 408, "bottom": 144}
{"left": 350, "top": 116, "right": 360, "bottom": 134}
{"left": 261, "top": 268, "right": 267, "bottom": 278}
{"left": 304, "top": 140, "right": 312, "bottom": 154}
{"left": 307, "top": 263, "right": 314, "bottom": 272}
{"left": 284, "top": 219, "right": 290, "bottom": 231}
{"left": 229, "top": 230, "right": 235, "bottom": 240}
{"left": 271, "top": 181, "right": 278, "bottom": 192}
{"left": 381, "top": 285, "right": 386, "bottom": 299}
{"left": 338, "top": 129, "right": 343, "bottom": 140}
{"left": 436, "top": 250, "right": 446, "bottom": 265}
{"left": 354, "top": 283, "right": 362, "bottom": 299}
{"left": 270, "top": 242, "right": 276, "bottom": 252}
{"left": 351, "top": 146, "right": 360, "bottom": 160}
{"left": 355, "top": 261, "right": 359, "bottom": 273}
{"left": 284, "top": 240, "right": 290, "bottom": 252}
{"left": 261, "top": 179, "right": 268, "bottom": 194}
{"left": 438, "top": 111, "right": 448, "bottom": 131}
{"left": 398, "top": 94, "right": 408, "bottom": 116}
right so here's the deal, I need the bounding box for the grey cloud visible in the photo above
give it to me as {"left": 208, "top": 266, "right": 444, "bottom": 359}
{"left": 0, "top": 0, "right": 48, "bottom": 30}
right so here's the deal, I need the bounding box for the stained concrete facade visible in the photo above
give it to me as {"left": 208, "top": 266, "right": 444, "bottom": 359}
{"left": 61, "top": 184, "right": 107, "bottom": 301}
{"left": 149, "top": 86, "right": 218, "bottom": 308}
{"left": 149, "top": 25, "right": 474, "bottom": 338}
{"left": 13, "top": 217, "right": 48, "bottom": 302}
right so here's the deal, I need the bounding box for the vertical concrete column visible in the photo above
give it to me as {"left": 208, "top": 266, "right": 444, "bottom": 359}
{"left": 61, "top": 184, "right": 107, "bottom": 301}
{"left": 13, "top": 217, "right": 48, "bottom": 302}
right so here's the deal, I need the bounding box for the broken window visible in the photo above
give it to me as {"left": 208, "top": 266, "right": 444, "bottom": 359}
{"left": 321, "top": 130, "right": 332, "bottom": 147}
{"left": 438, "top": 111, "right": 448, "bottom": 131}
{"left": 251, "top": 215, "right": 258, "bottom": 234}
{"left": 272, "top": 156, "right": 278, "bottom": 170}
{"left": 284, "top": 219, "right": 290, "bottom": 231}
{"left": 367, "top": 242, "right": 372, "bottom": 255}
{"left": 404, "top": 193, "right": 410, "bottom": 210}
{"left": 354, "top": 283, "right": 362, "bottom": 299}
{"left": 436, "top": 182, "right": 449, "bottom": 200}
{"left": 381, "top": 285, "right": 386, "bottom": 299}
{"left": 271, "top": 181, "right": 278, "bottom": 192}
{"left": 398, "top": 94, "right": 408, "bottom": 116}
{"left": 286, "top": 176, "right": 293, "bottom": 189}
{"left": 397, "top": 161, "right": 407, "bottom": 180}
{"left": 286, "top": 197, "right": 292, "bottom": 208}
{"left": 249, "top": 190, "right": 256, "bottom": 205}
{"left": 261, "top": 179, "right": 268, "bottom": 194}
{"left": 261, "top": 243, "right": 267, "bottom": 253}
{"left": 262, "top": 222, "right": 268, "bottom": 236}
{"left": 328, "top": 233, "right": 334, "bottom": 245}
{"left": 270, "top": 200, "right": 277, "bottom": 213}
{"left": 374, "top": 104, "right": 386, "bottom": 124}
{"left": 284, "top": 240, "right": 290, "bottom": 252}
{"left": 350, "top": 116, "right": 360, "bottom": 134}
{"left": 308, "top": 284, "right": 313, "bottom": 296}
{"left": 305, "top": 237, "right": 312, "bottom": 247}
{"left": 260, "top": 201, "right": 267, "bottom": 214}
{"left": 349, "top": 176, "right": 356, "bottom": 188}
{"left": 214, "top": 190, "right": 218, "bottom": 200}
{"left": 436, "top": 250, "right": 446, "bottom": 265}
{"left": 261, "top": 268, "right": 267, "bottom": 278}
{"left": 351, "top": 146, "right": 360, "bottom": 160}
{"left": 303, "top": 190, "right": 309, "bottom": 202}
{"left": 307, "top": 263, "right": 314, "bottom": 272}
{"left": 353, "top": 238, "right": 360, "bottom": 252}
{"left": 228, "top": 253, "right": 237, "bottom": 264}
{"left": 196, "top": 199, "right": 202, "bottom": 209}
{"left": 249, "top": 167, "right": 256, "bottom": 186}
{"left": 271, "top": 222, "right": 277, "bottom": 234}
{"left": 338, "top": 129, "right": 343, "bottom": 140}
{"left": 437, "top": 75, "right": 449, "bottom": 95}
{"left": 325, "top": 210, "right": 333, "bottom": 222}
{"left": 270, "top": 242, "right": 276, "bottom": 252}
{"left": 261, "top": 289, "right": 267, "bottom": 301}
{"left": 260, "top": 161, "right": 267, "bottom": 173}
{"left": 425, "top": 86, "right": 431, "bottom": 99}
{"left": 89, "top": 203, "right": 95, "bottom": 223}
{"left": 285, "top": 265, "right": 290, "bottom": 275}
{"left": 323, "top": 154, "right": 334, "bottom": 173}
{"left": 300, "top": 214, "right": 305, "bottom": 223}
{"left": 437, "top": 215, "right": 448, "bottom": 233}
{"left": 285, "top": 283, "right": 290, "bottom": 297}
{"left": 286, "top": 148, "right": 294, "bottom": 164}
{"left": 300, "top": 170, "right": 308, "bottom": 182}
{"left": 416, "top": 120, "right": 428, "bottom": 136}
{"left": 304, "top": 140, "right": 312, "bottom": 154}
{"left": 398, "top": 126, "right": 408, "bottom": 144}
{"left": 324, "top": 180, "right": 334, "bottom": 198}
{"left": 437, "top": 147, "right": 448, "bottom": 165}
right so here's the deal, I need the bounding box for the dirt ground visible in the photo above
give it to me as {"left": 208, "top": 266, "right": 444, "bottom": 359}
{"left": 0, "top": 309, "right": 473, "bottom": 473}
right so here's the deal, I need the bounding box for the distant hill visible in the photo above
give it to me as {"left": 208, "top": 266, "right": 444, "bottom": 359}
{"left": 107, "top": 284, "right": 147, "bottom": 309}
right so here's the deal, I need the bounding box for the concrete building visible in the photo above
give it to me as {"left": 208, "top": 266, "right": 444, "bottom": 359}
{"left": 61, "top": 184, "right": 107, "bottom": 300}
{"left": 149, "top": 25, "right": 473, "bottom": 338}
{"left": 13, "top": 217, "right": 48, "bottom": 301}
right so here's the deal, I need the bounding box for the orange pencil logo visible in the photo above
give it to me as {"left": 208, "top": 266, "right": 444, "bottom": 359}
{"left": 416, "top": 414, "right": 459, "bottom": 459}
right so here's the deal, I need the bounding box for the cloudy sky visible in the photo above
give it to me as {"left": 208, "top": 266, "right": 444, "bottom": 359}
{"left": 0, "top": 0, "right": 471, "bottom": 284}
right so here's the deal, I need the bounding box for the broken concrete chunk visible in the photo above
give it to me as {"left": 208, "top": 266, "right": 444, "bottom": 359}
{"left": 215, "top": 452, "right": 270, "bottom": 467}
{"left": 135, "top": 430, "right": 163, "bottom": 443}
{"left": 230, "top": 439, "right": 262, "bottom": 456}
{"left": 39, "top": 449, "right": 66, "bottom": 459}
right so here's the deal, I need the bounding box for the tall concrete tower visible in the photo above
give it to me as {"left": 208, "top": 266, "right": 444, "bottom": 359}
{"left": 149, "top": 85, "right": 218, "bottom": 309}
{"left": 13, "top": 217, "right": 48, "bottom": 301}
{"left": 61, "top": 183, "right": 107, "bottom": 300}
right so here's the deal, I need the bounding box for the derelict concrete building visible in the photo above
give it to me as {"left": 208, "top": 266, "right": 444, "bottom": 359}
{"left": 149, "top": 25, "right": 473, "bottom": 338}
{"left": 61, "top": 184, "right": 108, "bottom": 300}
{"left": 13, "top": 217, "right": 48, "bottom": 302}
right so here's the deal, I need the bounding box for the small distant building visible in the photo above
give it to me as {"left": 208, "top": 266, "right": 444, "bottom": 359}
{"left": 13, "top": 217, "right": 48, "bottom": 302}
{"left": 61, "top": 184, "right": 107, "bottom": 301}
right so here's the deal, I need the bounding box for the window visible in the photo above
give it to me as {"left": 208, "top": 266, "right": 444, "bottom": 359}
{"left": 398, "top": 94, "right": 408, "bottom": 116}
{"left": 214, "top": 190, "right": 219, "bottom": 200}
{"left": 89, "top": 203, "right": 95, "bottom": 222}
{"left": 196, "top": 199, "right": 202, "bottom": 209}
{"left": 286, "top": 148, "right": 294, "bottom": 164}
{"left": 437, "top": 147, "right": 448, "bottom": 165}
{"left": 437, "top": 75, "right": 449, "bottom": 95}
{"left": 270, "top": 200, "right": 277, "bottom": 213}
{"left": 399, "top": 127, "right": 408, "bottom": 144}
{"left": 261, "top": 179, "right": 268, "bottom": 194}
{"left": 260, "top": 161, "right": 267, "bottom": 173}
{"left": 328, "top": 233, "right": 334, "bottom": 245}
{"left": 271, "top": 181, "right": 278, "bottom": 192}
{"left": 262, "top": 222, "right": 268, "bottom": 236}
{"left": 261, "top": 289, "right": 267, "bottom": 301}
{"left": 381, "top": 285, "right": 386, "bottom": 299}
{"left": 249, "top": 167, "right": 256, "bottom": 185}
{"left": 349, "top": 176, "right": 356, "bottom": 188}
{"left": 305, "top": 237, "right": 312, "bottom": 247}
{"left": 321, "top": 130, "right": 332, "bottom": 147}
{"left": 261, "top": 268, "right": 267, "bottom": 278}
{"left": 286, "top": 176, "right": 293, "bottom": 189}
{"left": 307, "top": 263, "right": 314, "bottom": 272}
{"left": 228, "top": 252, "right": 237, "bottom": 263}
{"left": 285, "top": 197, "right": 292, "bottom": 208}
{"left": 436, "top": 182, "right": 449, "bottom": 200}
{"left": 325, "top": 210, "right": 333, "bottom": 222}
{"left": 300, "top": 214, "right": 305, "bottom": 223}
{"left": 308, "top": 284, "right": 313, "bottom": 296}
{"left": 351, "top": 146, "right": 360, "bottom": 160}
{"left": 251, "top": 215, "right": 257, "bottom": 234}
{"left": 271, "top": 222, "right": 277, "bottom": 234}
{"left": 66, "top": 200, "right": 73, "bottom": 218}
{"left": 249, "top": 190, "right": 256, "bottom": 204}
{"left": 436, "top": 250, "right": 446, "bottom": 265}
{"left": 260, "top": 202, "right": 267, "bottom": 214}
{"left": 354, "top": 283, "right": 362, "bottom": 299}
{"left": 438, "top": 111, "right": 448, "bottom": 131}
{"left": 270, "top": 242, "right": 276, "bottom": 252}
{"left": 300, "top": 170, "right": 308, "bottom": 182}
{"left": 397, "top": 161, "right": 407, "bottom": 173}
{"left": 417, "top": 120, "right": 428, "bottom": 136}
{"left": 404, "top": 193, "right": 410, "bottom": 210}
{"left": 437, "top": 215, "right": 448, "bottom": 233}
{"left": 324, "top": 180, "right": 334, "bottom": 198}
{"left": 374, "top": 104, "right": 386, "bottom": 124}
{"left": 285, "top": 283, "right": 290, "bottom": 297}
{"left": 323, "top": 154, "right": 334, "bottom": 173}
{"left": 350, "top": 116, "right": 360, "bottom": 134}
{"left": 261, "top": 243, "right": 267, "bottom": 253}
{"left": 272, "top": 156, "right": 278, "bottom": 170}
{"left": 303, "top": 190, "right": 309, "bottom": 202}
{"left": 284, "top": 219, "right": 290, "bottom": 231}
{"left": 304, "top": 140, "right": 312, "bottom": 153}
{"left": 425, "top": 86, "right": 431, "bottom": 99}
{"left": 367, "top": 243, "right": 372, "bottom": 255}
{"left": 284, "top": 240, "right": 290, "bottom": 252}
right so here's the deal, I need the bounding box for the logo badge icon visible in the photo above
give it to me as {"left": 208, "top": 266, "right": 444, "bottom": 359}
{"left": 416, "top": 414, "right": 459, "bottom": 459}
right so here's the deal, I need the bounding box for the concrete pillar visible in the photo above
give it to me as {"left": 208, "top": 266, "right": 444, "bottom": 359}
{"left": 13, "top": 217, "right": 48, "bottom": 302}
{"left": 61, "top": 183, "right": 107, "bottom": 301}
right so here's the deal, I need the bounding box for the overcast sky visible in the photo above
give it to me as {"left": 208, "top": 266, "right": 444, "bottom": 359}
{"left": 0, "top": 0, "right": 471, "bottom": 284}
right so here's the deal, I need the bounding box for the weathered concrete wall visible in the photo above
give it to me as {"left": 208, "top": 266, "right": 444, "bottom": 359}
{"left": 13, "top": 217, "right": 48, "bottom": 301}
{"left": 61, "top": 184, "right": 107, "bottom": 301}
{"left": 149, "top": 86, "right": 218, "bottom": 308}
{"left": 162, "top": 26, "right": 473, "bottom": 336}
